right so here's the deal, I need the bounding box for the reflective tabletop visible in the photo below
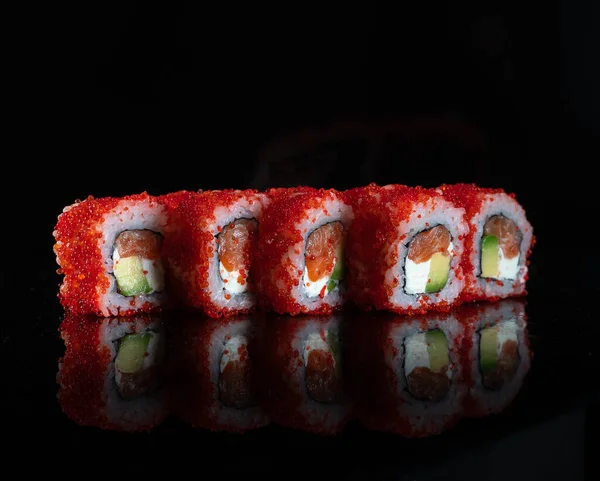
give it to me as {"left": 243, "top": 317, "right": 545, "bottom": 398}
{"left": 8, "top": 284, "right": 599, "bottom": 478}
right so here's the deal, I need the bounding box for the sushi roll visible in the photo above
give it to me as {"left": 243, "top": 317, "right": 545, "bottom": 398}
{"left": 346, "top": 184, "right": 468, "bottom": 315}
{"left": 57, "top": 313, "right": 167, "bottom": 431}
{"left": 53, "top": 191, "right": 191, "bottom": 316}
{"left": 256, "top": 314, "right": 352, "bottom": 434}
{"left": 440, "top": 184, "right": 535, "bottom": 302}
{"left": 255, "top": 188, "right": 352, "bottom": 315}
{"left": 458, "top": 299, "right": 531, "bottom": 417}
{"left": 169, "top": 314, "right": 268, "bottom": 432}
{"left": 164, "top": 190, "right": 268, "bottom": 318}
{"left": 346, "top": 310, "right": 467, "bottom": 437}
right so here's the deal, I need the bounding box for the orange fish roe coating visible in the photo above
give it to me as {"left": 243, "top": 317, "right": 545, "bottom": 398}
{"left": 345, "top": 184, "right": 461, "bottom": 315}
{"left": 439, "top": 183, "right": 535, "bottom": 304}
{"left": 158, "top": 190, "right": 197, "bottom": 212}
{"left": 345, "top": 184, "right": 410, "bottom": 311}
{"left": 53, "top": 192, "right": 185, "bottom": 316}
{"left": 169, "top": 316, "right": 268, "bottom": 433}
{"left": 254, "top": 188, "right": 348, "bottom": 316}
{"left": 57, "top": 314, "right": 164, "bottom": 431}
{"left": 163, "top": 189, "right": 266, "bottom": 318}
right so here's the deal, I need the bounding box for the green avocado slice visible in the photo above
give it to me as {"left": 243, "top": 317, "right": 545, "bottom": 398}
{"left": 481, "top": 235, "right": 499, "bottom": 278}
{"left": 425, "top": 252, "right": 450, "bottom": 293}
{"left": 326, "top": 329, "right": 342, "bottom": 366}
{"left": 114, "top": 256, "right": 152, "bottom": 297}
{"left": 426, "top": 329, "right": 449, "bottom": 372}
{"left": 116, "top": 332, "right": 153, "bottom": 374}
{"left": 479, "top": 327, "right": 498, "bottom": 372}
{"left": 326, "top": 244, "right": 345, "bottom": 292}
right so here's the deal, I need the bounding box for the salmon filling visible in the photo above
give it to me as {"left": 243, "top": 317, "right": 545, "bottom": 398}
{"left": 114, "top": 331, "right": 163, "bottom": 400}
{"left": 479, "top": 321, "right": 520, "bottom": 390}
{"left": 304, "top": 222, "right": 345, "bottom": 298}
{"left": 113, "top": 230, "right": 165, "bottom": 297}
{"left": 404, "top": 225, "right": 453, "bottom": 295}
{"left": 480, "top": 215, "right": 522, "bottom": 280}
{"left": 303, "top": 330, "right": 342, "bottom": 403}
{"left": 117, "top": 366, "right": 162, "bottom": 400}
{"left": 217, "top": 219, "right": 258, "bottom": 295}
{"left": 219, "top": 335, "right": 256, "bottom": 408}
{"left": 404, "top": 329, "right": 450, "bottom": 402}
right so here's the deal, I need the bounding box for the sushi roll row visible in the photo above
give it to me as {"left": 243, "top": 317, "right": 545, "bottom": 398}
{"left": 53, "top": 184, "right": 534, "bottom": 318}
{"left": 57, "top": 300, "right": 531, "bottom": 435}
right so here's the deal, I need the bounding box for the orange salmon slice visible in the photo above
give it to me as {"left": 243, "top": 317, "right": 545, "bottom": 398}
{"left": 114, "top": 230, "right": 163, "bottom": 259}
{"left": 218, "top": 219, "right": 258, "bottom": 272}
{"left": 219, "top": 357, "right": 255, "bottom": 409}
{"left": 305, "top": 221, "right": 344, "bottom": 283}
{"left": 483, "top": 215, "right": 521, "bottom": 259}
{"left": 407, "top": 225, "right": 451, "bottom": 264}
{"left": 305, "top": 349, "right": 340, "bottom": 403}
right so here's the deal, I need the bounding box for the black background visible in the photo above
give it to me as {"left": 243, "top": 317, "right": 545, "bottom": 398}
{"left": 5, "top": 1, "right": 600, "bottom": 477}
{"left": 20, "top": 1, "right": 600, "bottom": 289}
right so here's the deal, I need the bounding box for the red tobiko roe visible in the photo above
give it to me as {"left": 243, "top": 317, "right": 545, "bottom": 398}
{"left": 345, "top": 184, "right": 460, "bottom": 315}
{"left": 57, "top": 314, "right": 163, "bottom": 431}
{"left": 163, "top": 189, "right": 265, "bottom": 318}
{"left": 53, "top": 192, "right": 190, "bottom": 316}
{"left": 439, "top": 183, "right": 536, "bottom": 303}
{"left": 255, "top": 187, "right": 347, "bottom": 316}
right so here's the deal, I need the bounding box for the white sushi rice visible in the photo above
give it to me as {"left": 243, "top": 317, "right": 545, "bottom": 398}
{"left": 467, "top": 299, "right": 531, "bottom": 415}
{"left": 285, "top": 316, "right": 351, "bottom": 432}
{"left": 276, "top": 193, "right": 353, "bottom": 311}
{"left": 384, "top": 313, "right": 466, "bottom": 434}
{"left": 101, "top": 316, "right": 167, "bottom": 431}
{"left": 203, "top": 193, "right": 269, "bottom": 312}
{"left": 467, "top": 192, "right": 534, "bottom": 298}
{"left": 206, "top": 318, "right": 269, "bottom": 430}
{"left": 386, "top": 194, "right": 468, "bottom": 310}
{"left": 98, "top": 197, "right": 169, "bottom": 316}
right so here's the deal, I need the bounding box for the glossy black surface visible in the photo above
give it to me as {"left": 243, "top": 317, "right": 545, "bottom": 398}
{"left": 11, "top": 1, "right": 599, "bottom": 475}
{"left": 7, "top": 279, "right": 599, "bottom": 477}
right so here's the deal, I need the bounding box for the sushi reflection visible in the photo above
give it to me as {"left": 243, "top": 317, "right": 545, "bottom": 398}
{"left": 457, "top": 299, "right": 531, "bottom": 417}
{"left": 345, "top": 310, "right": 467, "bottom": 437}
{"left": 255, "top": 314, "right": 352, "bottom": 435}
{"left": 345, "top": 298, "right": 530, "bottom": 436}
{"left": 169, "top": 314, "right": 269, "bottom": 432}
{"left": 57, "top": 314, "right": 167, "bottom": 432}
{"left": 56, "top": 299, "right": 531, "bottom": 437}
